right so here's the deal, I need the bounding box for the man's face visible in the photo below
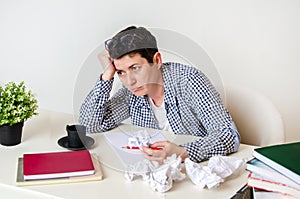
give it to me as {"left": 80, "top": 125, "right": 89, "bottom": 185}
{"left": 113, "top": 53, "right": 162, "bottom": 96}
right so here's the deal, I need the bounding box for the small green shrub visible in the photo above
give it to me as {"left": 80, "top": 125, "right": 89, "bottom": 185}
{"left": 0, "top": 81, "right": 38, "bottom": 126}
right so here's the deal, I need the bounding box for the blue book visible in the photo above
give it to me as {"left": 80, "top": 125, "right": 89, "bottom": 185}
{"left": 247, "top": 158, "right": 300, "bottom": 189}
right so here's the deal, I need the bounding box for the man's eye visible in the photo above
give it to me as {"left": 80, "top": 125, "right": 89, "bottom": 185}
{"left": 132, "top": 65, "right": 140, "bottom": 71}
{"left": 117, "top": 71, "right": 125, "bottom": 76}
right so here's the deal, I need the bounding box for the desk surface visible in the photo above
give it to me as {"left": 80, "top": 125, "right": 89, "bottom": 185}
{"left": 0, "top": 109, "right": 255, "bottom": 199}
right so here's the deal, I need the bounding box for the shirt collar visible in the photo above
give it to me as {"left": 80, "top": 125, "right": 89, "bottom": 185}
{"left": 161, "top": 63, "right": 178, "bottom": 105}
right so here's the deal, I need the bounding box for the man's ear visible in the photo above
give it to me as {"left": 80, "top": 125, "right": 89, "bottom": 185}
{"left": 153, "top": 52, "right": 162, "bottom": 69}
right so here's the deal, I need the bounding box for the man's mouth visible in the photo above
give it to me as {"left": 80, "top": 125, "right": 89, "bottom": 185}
{"left": 132, "top": 86, "right": 142, "bottom": 93}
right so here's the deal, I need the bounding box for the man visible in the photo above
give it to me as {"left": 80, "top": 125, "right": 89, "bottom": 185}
{"left": 79, "top": 26, "right": 240, "bottom": 164}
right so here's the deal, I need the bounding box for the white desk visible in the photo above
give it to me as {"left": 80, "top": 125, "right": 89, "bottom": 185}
{"left": 0, "top": 109, "right": 255, "bottom": 199}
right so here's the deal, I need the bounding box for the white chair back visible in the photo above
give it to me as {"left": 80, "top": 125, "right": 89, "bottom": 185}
{"left": 225, "top": 85, "right": 285, "bottom": 146}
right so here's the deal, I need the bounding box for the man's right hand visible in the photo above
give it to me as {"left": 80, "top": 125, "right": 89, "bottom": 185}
{"left": 98, "top": 50, "right": 115, "bottom": 80}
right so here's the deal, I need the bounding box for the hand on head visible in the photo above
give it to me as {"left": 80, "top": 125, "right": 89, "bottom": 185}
{"left": 98, "top": 50, "right": 115, "bottom": 80}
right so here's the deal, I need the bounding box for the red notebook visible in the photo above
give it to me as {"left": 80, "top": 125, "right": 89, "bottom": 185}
{"left": 23, "top": 150, "right": 95, "bottom": 180}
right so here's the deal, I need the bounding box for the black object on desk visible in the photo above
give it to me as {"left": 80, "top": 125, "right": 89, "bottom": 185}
{"left": 57, "top": 124, "right": 95, "bottom": 150}
{"left": 57, "top": 136, "right": 94, "bottom": 150}
{"left": 231, "top": 184, "right": 254, "bottom": 199}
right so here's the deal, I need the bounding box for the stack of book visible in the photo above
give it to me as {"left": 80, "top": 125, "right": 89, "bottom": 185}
{"left": 16, "top": 149, "right": 103, "bottom": 186}
{"left": 246, "top": 142, "right": 300, "bottom": 198}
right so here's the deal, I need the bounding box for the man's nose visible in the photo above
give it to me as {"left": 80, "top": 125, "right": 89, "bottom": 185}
{"left": 126, "top": 73, "right": 136, "bottom": 86}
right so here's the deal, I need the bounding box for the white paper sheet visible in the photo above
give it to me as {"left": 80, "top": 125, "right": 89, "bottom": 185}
{"left": 104, "top": 129, "right": 166, "bottom": 166}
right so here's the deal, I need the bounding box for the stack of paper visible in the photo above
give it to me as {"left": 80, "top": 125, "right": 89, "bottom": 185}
{"left": 246, "top": 142, "right": 300, "bottom": 198}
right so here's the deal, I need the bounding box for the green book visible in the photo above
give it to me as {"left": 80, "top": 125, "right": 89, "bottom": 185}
{"left": 253, "top": 142, "right": 300, "bottom": 185}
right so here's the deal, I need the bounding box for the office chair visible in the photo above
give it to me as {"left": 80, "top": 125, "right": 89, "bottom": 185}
{"left": 225, "top": 85, "right": 285, "bottom": 146}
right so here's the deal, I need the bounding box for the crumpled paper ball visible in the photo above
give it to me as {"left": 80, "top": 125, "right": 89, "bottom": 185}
{"left": 185, "top": 156, "right": 246, "bottom": 189}
{"left": 125, "top": 154, "right": 185, "bottom": 192}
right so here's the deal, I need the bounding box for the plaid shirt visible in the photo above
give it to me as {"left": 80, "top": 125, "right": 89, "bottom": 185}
{"left": 79, "top": 62, "right": 240, "bottom": 162}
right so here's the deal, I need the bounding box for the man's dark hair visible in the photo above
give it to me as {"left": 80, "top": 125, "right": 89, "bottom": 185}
{"left": 118, "top": 26, "right": 137, "bottom": 34}
{"left": 105, "top": 26, "right": 158, "bottom": 63}
{"left": 130, "top": 48, "right": 158, "bottom": 63}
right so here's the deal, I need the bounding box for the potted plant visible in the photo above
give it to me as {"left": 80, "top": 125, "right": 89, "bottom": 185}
{"left": 0, "top": 81, "right": 38, "bottom": 146}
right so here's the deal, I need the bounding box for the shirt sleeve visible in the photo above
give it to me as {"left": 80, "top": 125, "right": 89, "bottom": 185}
{"left": 181, "top": 70, "right": 240, "bottom": 162}
{"left": 78, "top": 78, "right": 130, "bottom": 133}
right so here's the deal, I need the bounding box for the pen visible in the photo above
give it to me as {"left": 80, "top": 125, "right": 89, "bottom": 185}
{"left": 122, "top": 146, "right": 163, "bottom": 150}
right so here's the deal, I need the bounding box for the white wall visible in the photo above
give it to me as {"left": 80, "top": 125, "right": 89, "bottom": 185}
{"left": 0, "top": 0, "right": 299, "bottom": 142}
